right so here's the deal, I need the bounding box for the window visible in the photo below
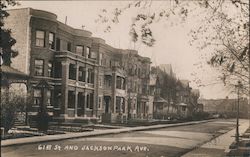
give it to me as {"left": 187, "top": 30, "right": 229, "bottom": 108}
{"left": 109, "top": 60, "right": 112, "bottom": 68}
{"left": 86, "top": 47, "right": 90, "bottom": 58}
{"left": 77, "top": 92, "right": 85, "bottom": 108}
{"left": 122, "top": 78, "right": 126, "bottom": 90}
{"left": 67, "top": 42, "right": 72, "bottom": 51}
{"left": 90, "top": 93, "right": 94, "bottom": 109}
{"left": 69, "top": 64, "right": 76, "bottom": 80}
{"left": 56, "top": 38, "right": 61, "bottom": 51}
{"left": 122, "top": 98, "right": 125, "bottom": 113}
{"left": 99, "top": 77, "right": 103, "bottom": 87}
{"left": 78, "top": 67, "right": 86, "bottom": 82}
{"left": 76, "top": 46, "right": 84, "bottom": 56}
{"left": 86, "top": 94, "right": 90, "bottom": 109}
{"left": 47, "top": 90, "right": 52, "bottom": 106}
{"left": 54, "top": 61, "right": 62, "bottom": 78}
{"left": 99, "top": 53, "right": 103, "bottom": 65}
{"left": 105, "top": 75, "right": 112, "bottom": 88}
{"left": 34, "top": 89, "right": 42, "bottom": 106}
{"left": 68, "top": 91, "right": 75, "bottom": 108}
{"left": 86, "top": 93, "right": 93, "bottom": 109}
{"left": 54, "top": 90, "right": 61, "bottom": 108}
{"left": 49, "top": 32, "right": 55, "bottom": 49}
{"left": 87, "top": 69, "right": 94, "bottom": 83}
{"left": 98, "top": 96, "right": 102, "bottom": 109}
{"left": 116, "top": 97, "right": 122, "bottom": 113}
{"left": 48, "top": 62, "right": 53, "bottom": 77}
{"left": 116, "top": 76, "right": 122, "bottom": 89}
{"left": 34, "top": 59, "right": 44, "bottom": 76}
{"left": 35, "top": 30, "right": 45, "bottom": 47}
{"left": 91, "top": 52, "right": 97, "bottom": 59}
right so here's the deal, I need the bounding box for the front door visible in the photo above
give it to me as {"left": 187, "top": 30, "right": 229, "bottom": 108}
{"left": 104, "top": 96, "right": 110, "bottom": 113}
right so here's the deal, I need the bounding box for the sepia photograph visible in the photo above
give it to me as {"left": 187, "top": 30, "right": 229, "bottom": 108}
{"left": 0, "top": 0, "right": 249, "bottom": 157}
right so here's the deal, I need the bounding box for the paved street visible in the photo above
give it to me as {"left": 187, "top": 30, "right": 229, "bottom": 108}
{"left": 2, "top": 119, "right": 246, "bottom": 157}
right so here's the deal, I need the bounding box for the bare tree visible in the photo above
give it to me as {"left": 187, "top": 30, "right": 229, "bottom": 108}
{"left": 95, "top": 0, "right": 249, "bottom": 95}
{"left": 0, "top": 0, "right": 19, "bottom": 66}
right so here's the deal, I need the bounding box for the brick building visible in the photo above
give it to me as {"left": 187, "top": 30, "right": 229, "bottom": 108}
{"left": 4, "top": 8, "right": 152, "bottom": 124}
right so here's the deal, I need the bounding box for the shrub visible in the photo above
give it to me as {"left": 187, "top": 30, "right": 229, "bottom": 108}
{"left": 1, "top": 91, "right": 27, "bottom": 133}
{"left": 190, "top": 111, "right": 210, "bottom": 120}
{"left": 35, "top": 108, "right": 51, "bottom": 133}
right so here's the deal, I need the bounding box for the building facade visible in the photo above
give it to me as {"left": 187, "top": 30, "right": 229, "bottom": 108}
{"left": 5, "top": 8, "right": 152, "bottom": 124}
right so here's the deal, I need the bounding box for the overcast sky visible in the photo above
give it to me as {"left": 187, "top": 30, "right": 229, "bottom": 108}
{"left": 11, "top": 1, "right": 234, "bottom": 99}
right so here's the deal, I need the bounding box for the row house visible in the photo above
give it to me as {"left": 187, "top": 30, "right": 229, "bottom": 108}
{"left": 150, "top": 66, "right": 200, "bottom": 119}
{"left": 5, "top": 8, "right": 152, "bottom": 124}
{"left": 5, "top": 8, "right": 101, "bottom": 123}
{"left": 122, "top": 50, "right": 151, "bottom": 120}
{"left": 176, "top": 80, "right": 201, "bottom": 118}
{"left": 150, "top": 66, "right": 177, "bottom": 119}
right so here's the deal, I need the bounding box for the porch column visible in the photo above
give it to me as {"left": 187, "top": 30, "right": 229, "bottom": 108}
{"left": 74, "top": 91, "right": 78, "bottom": 117}
{"left": 60, "top": 61, "right": 69, "bottom": 117}
{"left": 85, "top": 67, "right": 88, "bottom": 83}
{"left": 83, "top": 91, "right": 87, "bottom": 117}
{"left": 76, "top": 63, "right": 79, "bottom": 81}
{"left": 92, "top": 67, "right": 98, "bottom": 118}
{"left": 111, "top": 72, "right": 117, "bottom": 113}
{"left": 42, "top": 88, "right": 47, "bottom": 110}
{"left": 26, "top": 82, "right": 32, "bottom": 125}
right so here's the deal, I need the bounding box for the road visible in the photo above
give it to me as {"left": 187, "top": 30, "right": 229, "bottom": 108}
{"left": 1, "top": 119, "right": 241, "bottom": 157}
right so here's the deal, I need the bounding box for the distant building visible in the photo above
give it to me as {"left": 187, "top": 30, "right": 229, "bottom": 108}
{"left": 176, "top": 80, "right": 201, "bottom": 117}
{"left": 199, "top": 98, "right": 249, "bottom": 118}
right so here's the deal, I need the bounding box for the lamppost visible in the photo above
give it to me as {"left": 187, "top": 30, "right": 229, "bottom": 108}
{"left": 235, "top": 80, "right": 242, "bottom": 147}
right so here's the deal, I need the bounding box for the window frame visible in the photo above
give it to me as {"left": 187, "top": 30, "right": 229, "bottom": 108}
{"left": 67, "top": 42, "right": 72, "bottom": 52}
{"left": 34, "top": 59, "right": 44, "bottom": 76}
{"left": 48, "top": 61, "right": 53, "bottom": 77}
{"left": 49, "top": 32, "right": 55, "bottom": 50}
{"left": 35, "top": 30, "right": 45, "bottom": 47}
{"left": 47, "top": 90, "right": 52, "bottom": 106}
{"left": 98, "top": 96, "right": 102, "bottom": 109}
{"left": 86, "top": 46, "right": 91, "bottom": 58}
{"left": 33, "top": 89, "right": 42, "bottom": 106}
{"left": 76, "top": 45, "right": 84, "bottom": 56}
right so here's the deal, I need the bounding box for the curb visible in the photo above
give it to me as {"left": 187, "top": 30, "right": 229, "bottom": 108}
{"left": 1, "top": 119, "right": 214, "bottom": 147}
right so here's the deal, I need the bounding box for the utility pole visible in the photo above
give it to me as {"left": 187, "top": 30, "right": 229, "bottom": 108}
{"left": 248, "top": 49, "right": 250, "bottom": 127}
{"left": 235, "top": 80, "right": 242, "bottom": 147}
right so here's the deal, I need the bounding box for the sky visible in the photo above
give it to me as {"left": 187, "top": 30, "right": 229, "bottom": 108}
{"left": 11, "top": 1, "right": 234, "bottom": 99}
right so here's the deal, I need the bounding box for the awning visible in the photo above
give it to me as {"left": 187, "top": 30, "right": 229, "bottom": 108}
{"left": 177, "top": 103, "right": 188, "bottom": 106}
{"left": 154, "top": 96, "right": 167, "bottom": 103}
{"left": 0, "top": 65, "right": 29, "bottom": 79}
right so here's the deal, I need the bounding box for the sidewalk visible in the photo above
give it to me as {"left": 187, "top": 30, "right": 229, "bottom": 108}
{"left": 1, "top": 119, "right": 213, "bottom": 147}
{"left": 181, "top": 119, "right": 249, "bottom": 157}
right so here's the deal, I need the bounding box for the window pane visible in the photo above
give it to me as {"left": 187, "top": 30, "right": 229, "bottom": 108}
{"left": 76, "top": 46, "right": 83, "bottom": 54}
{"left": 86, "top": 47, "right": 90, "bottom": 58}
{"left": 36, "top": 30, "right": 44, "bottom": 38}
{"left": 49, "top": 33, "right": 54, "bottom": 42}
{"left": 34, "top": 89, "right": 42, "bottom": 97}
{"left": 36, "top": 30, "right": 45, "bottom": 47}
{"left": 49, "top": 33, "right": 55, "bottom": 49}
{"left": 56, "top": 38, "right": 61, "bottom": 51}
{"left": 35, "top": 59, "right": 44, "bottom": 76}
{"left": 48, "top": 62, "right": 53, "bottom": 77}
{"left": 47, "top": 90, "right": 52, "bottom": 106}
{"left": 67, "top": 42, "right": 71, "bottom": 51}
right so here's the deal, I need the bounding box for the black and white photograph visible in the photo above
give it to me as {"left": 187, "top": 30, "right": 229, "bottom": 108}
{"left": 0, "top": 0, "right": 249, "bottom": 156}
